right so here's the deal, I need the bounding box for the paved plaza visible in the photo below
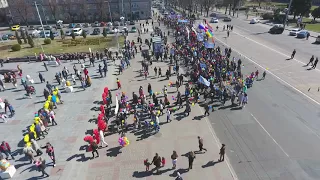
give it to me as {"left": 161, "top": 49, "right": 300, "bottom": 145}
{"left": 0, "top": 20, "right": 236, "bottom": 180}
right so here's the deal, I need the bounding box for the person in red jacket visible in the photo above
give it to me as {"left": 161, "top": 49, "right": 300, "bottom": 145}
{"left": 0, "top": 141, "right": 15, "bottom": 160}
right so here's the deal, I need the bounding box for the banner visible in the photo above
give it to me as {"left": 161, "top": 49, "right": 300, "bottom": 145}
{"left": 115, "top": 96, "right": 119, "bottom": 114}
{"left": 197, "top": 33, "right": 204, "bottom": 41}
{"left": 204, "top": 42, "right": 215, "bottom": 49}
{"left": 198, "top": 75, "right": 210, "bottom": 87}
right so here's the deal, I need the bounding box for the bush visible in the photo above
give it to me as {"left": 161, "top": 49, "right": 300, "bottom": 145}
{"left": 262, "top": 13, "right": 274, "bottom": 20}
{"left": 60, "top": 29, "right": 65, "bottom": 39}
{"left": 27, "top": 35, "right": 35, "bottom": 47}
{"left": 102, "top": 28, "right": 107, "bottom": 37}
{"left": 44, "top": 38, "right": 51, "bottom": 44}
{"left": 11, "top": 44, "right": 21, "bottom": 51}
{"left": 71, "top": 31, "right": 75, "bottom": 39}
{"left": 82, "top": 30, "right": 87, "bottom": 39}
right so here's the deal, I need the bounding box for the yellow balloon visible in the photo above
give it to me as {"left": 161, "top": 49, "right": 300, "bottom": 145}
{"left": 66, "top": 81, "right": 71, "bottom": 86}
{"left": 26, "top": 142, "right": 32, "bottom": 147}
{"left": 150, "top": 122, "right": 154, "bottom": 125}
{"left": 192, "top": 103, "right": 195, "bottom": 106}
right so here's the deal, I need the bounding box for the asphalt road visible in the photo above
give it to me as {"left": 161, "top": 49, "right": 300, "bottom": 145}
{"left": 202, "top": 13, "right": 320, "bottom": 180}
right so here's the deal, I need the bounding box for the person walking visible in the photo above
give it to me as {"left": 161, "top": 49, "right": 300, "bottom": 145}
{"left": 198, "top": 136, "right": 207, "bottom": 152}
{"left": 35, "top": 157, "right": 50, "bottom": 177}
{"left": 151, "top": 153, "right": 161, "bottom": 173}
{"left": 204, "top": 104, "right": 210, "bottom": 116}
{"left": 45, "top": 142, "right": 56, "bottom": 167}
{"left": 187, "top": 151, "right": 196, "bottom": 170}
{"left": 90, "top": 141, "right": 99, "bottom": 158}
{"left": 312, "top": 57, "right": 318, "bottom": 69}
{"left": 166, "top": 109, "right": 171, "bottom": 122}
{"left": 306, "top": 55, "right": 314, "bottom": 66}
{"left": 31, "top": 139, "right": 43, "bottom": 156}
{"left": 219, "top": 144, "right": 226, "bottom": 162}
{"left": 0, "top": 141, "right": 15, "bottom": 160}
{"left": 171, "top": 150, "right": 178, "bottom": 169}
{"left": 99, "top": 129, "right": 108, "bottom": 147}
{"left": 23, "top": 144, "right": 35, "bottom": 163}
{"left": 291, "top": 49, "right": 296, "bottom": 59}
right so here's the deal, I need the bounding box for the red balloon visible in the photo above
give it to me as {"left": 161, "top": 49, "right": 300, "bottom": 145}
{"left": 100, "top": 105, "right": 105, "bottom": 112}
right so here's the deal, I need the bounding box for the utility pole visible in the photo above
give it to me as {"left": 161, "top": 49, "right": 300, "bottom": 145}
{"left": 34, "top": 1, "right": 45, "bottom": 52}
{"left": 284, "top": 0, "right": 293, "bottom": 28}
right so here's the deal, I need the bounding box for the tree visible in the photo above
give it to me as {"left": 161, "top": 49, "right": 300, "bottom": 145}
{"left": 15, "top": 31, "right": 22, "bottom": 45}
{"left": 48, "top": 0, "right": 58, "bottom": 21}
{"left": 291, "top": 0, "right": 312, "bottom": 19}
{"left": 203, "top": 0, "right": 215, "bottom": 17}
{"left": 71, "top": 31, "right": 75, "bottom": 40}
{"left": 20, "top": 29, "right": 27, "bottom": 43}
{"left": 102, "top": 28, "right": 107, "bottom": 37}
{"left": 311, "top": 7, "right": 320, "bottom": 21}
{"left": 82, "top": 30, "right": 87, "bottom": 39}
{"left": 97, "top": 0, "right": 107, "bottom": 21}
{"left": 15, "top": 0, "right": 32, "bottom": 25}
{"left": 50, "top": 31, "right": 55, "bottom": 40}
{"left": 27, "top": 35, "right": 35, "bottom": 48}
{"left": 60, "top": 29, "right": 65, "bottom": 39}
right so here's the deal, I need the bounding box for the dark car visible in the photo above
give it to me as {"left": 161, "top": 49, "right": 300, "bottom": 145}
{"left": 223, "top": 17, "right": 232, "bottom": 22}
{"left": 44, "top": 26, "right": 52, "bottom": 30}
{"left": 129, "top": 21, "right": 135, "bottom": 25}
{"left": 28, "top": 26, "right": 35, "bottom": 30}
{"left": 210, "top": 13, "right": 217, "bottom": 17}
{"left": 269, "top": 24, "right": 284, "bottom": 34}
{"left": 91, "top": 28, "right": 101, "bottom": 35}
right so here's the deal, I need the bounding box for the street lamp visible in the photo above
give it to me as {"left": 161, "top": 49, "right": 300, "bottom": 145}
{"left": 34, "top": 1, "right": 45, "bottom": 52}
{"left": 114, "top": 29, "right": 120, "bottom": 51}
{"left": 104, "top": 1, "right": 113, "bottom": 22}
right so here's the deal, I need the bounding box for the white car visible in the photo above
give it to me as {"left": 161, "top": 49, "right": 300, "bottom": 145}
{"left": 289, "top": 28, "right": 301, "bottom": 36}
{"left": 31, "top": 30, "right": 41, "bottom": 37}
{"left": 210, "top": 18, "right": 219, "bottom": 23}
{"left": 120, "top": 27, "right": 128, "bottom": 33}
{"left": 73, "top": 28, "right": 83, "bottom": 36}
{"left": 250, "top": 18, "right": 260, "bottom": 24}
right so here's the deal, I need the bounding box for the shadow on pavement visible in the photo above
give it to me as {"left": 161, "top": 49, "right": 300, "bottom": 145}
{"left": 106, "top": 146, "right": 122, "bottom": 157}
{"left": 132, "top": 170, "right": 153, "bottom": 178}
{"left": 169, "top": 168, "right": 189, "bottom": 177}
{"left": 66, "top": 153, "right": 90, "bottom": 162}
{"left": 202, "top": 160, "right": 221, "bottom": 168}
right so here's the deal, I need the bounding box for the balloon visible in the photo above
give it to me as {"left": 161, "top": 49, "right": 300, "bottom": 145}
{"left": 192, "top": 103, "right": 195, "bottom": 106}
{"left": 47, "top": 95, "right": 52, "bottom": 101}
{"left": 24, "top": 134, "right": 29, "bottom": 143}
{"left": 84, "top": 135, "right": 94, "bottom": 143}
{"left": 150, "top": 121, "right": 154, "bottom": 125}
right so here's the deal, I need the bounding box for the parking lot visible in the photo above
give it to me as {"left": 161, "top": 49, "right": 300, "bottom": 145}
{"left": 1, "top": 21, "right": 139, "bottom": 41}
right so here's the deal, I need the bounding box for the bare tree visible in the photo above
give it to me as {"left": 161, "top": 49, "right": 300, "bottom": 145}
{"left": 203, "top": 0, "right": 215, "bottom": 17}
{"left": 15, "top": 0, "right": 32, "bottom": 25}
{"left": 48, "top": 0, "right": 58, "bottom": 21}
{"left": 79, "top": 4, "right": 88, "bottom": 22}
{"left": 64, "top": 1, "right": 77, "bottom": 22}
{"left": 96, "top": 0, "right": 107, "bottom": 21}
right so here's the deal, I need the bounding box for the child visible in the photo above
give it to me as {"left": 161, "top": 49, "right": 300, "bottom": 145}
{"left": 161, "top": 157, "right": 166, "bottom": 167}
{"left": 144, "top": 158, "right": 150, "bottom": 171}
{"left": 71, "top": 74, "right": 76, "bottom": 85}
{"left": 116, "top": 78, "right": 121, "bottom": 89}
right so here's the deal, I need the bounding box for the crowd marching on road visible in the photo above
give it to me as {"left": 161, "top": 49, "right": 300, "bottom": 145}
{"left": 0, "top": 7, "right": 272, "bottom": 179}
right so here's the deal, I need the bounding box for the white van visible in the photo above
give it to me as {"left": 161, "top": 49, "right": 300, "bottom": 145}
{"left": 73, "top": 28, "right": 83, "bottom": 36}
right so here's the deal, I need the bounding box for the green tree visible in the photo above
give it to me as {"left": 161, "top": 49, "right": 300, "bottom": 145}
{"left": 27, "top": 35, "right": 35, "bottom": 48}
{"left": 71, "top": 31, "right": 75, "bottom": 40}
{"left": 20, "top": 29, "right": 27, "bottom": 43}
{"left": 50, "top": 30, "right": 55, "bottom": 40}
{"left": 15, "top": 31, "right": 22, "bottom": 45}
{"left": 311, "top": 6, "right": 320, "bottom": 21}
{"left": 82, "top": 30, "right": 87, "bottom": 38}
{"left": 102, "top": 28, "right": 107, "bottom": 37}
{"left": 60, "top": 29, "right": 65, "bottom": 39}
{"left": 291, "top": 0, "right": 312, "bottom": 19}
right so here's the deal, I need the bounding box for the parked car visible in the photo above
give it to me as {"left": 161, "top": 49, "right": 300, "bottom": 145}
{"left": 56, "top": 24, "right": 64, "bottom": 29}
{"left": 223, "top": 17, "right": 232, "bottom": 22}
{"left": 130, "top": 26, "right": 137, "bottom": 33}
{"left": 65, "top": 30, "right": 72, "bottom": 36}
{"left": 31, "top": 30, "right": 41, "bottom": 37}
{"left": 210, "top": 18, "right": 219, "bottom": 23}
{"left": 250, "top": 18, "right": 260, "bottom": 24}
{"left": 2, "top": 34, "right": 15, "bottom": 40}
{"left": 289, "top": 28, "right": 301, "bottom": 36}
{"left": 93, "top": 21, "right": 100, "bottom": 27}
{"left": 269, "top": 24, "right": 284, "bottom": 34}
{"left": 69, "top": 23, "right": 75, "bottom": 28}
{"left": 113, "top": 21, "right": 120, "bottom": 26}
{"left": 105, "top": 28, "right": 111, "bottom": 34}
{"left": 297, "top": 30, "right": 309, "bottom": 38}
{"left": 100, "top": 22, "right": 107, "bottom": 27}
{"left": 73, "top": 28, "right": 83, "bottom": 36}
{"left": 210, "top": 13, "right": 217, "bottom": 17}
{"left": 129, "top": 21, "right": 135, "bottom": 25}
{"left": 75, "top": 23, "right": 83, "bottom": 28}
{"left": 120, "top": 26, "right": 128, "bottom": 33}
{"left": 315, "top": 35, "right": 320, "bottom": 44}
{"left": 39, "top": 31, "right": 50, "bottom": 38}
{"left": 110, "top": 27, "right": 119, "bottom": 34}
{"left": 43, "top": 26, "right": 52, "bottom": 30}
{"left": 84, "top": 29, "right": 90, "bottom": 34}
{"left": 11, "top": 25, "right": 20, "bottom": 31}
{"left": 83, "top": 23, "right": 91, "bottom": 28}
{"left": 107, "top": 22, "right": 113, "bottom": 27}
{"left": 91, "top": 28, "right": 101, "bottom": 35}
{"left": 28, "top": 26, "right": 35, "bottom": 30}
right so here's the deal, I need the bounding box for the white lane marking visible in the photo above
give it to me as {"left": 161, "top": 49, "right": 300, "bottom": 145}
{"left": 230, "top": 25, "right": 320, "bottom": 73}
{"left": 200, "top": 108, "right": 239, "bottom": 180}
{"left": 250, "top": 114, "right": 290, "bottom": 157}
{"left": 213, "top": 36, "right": 320, "bottom": 106}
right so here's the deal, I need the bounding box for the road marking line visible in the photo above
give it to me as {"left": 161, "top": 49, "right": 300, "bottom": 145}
{"left": 213, "top": 36, "right": 320, "bottom": 106}
{"left": 231, "top": 25, "right": 320, "bottom": 73}
{"left": 250, "top": 114, "right": 290, "bottom": 157}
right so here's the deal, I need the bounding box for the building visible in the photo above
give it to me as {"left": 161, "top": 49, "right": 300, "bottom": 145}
{"left": 6, "top": 0, "right": 151, "bottom": 25}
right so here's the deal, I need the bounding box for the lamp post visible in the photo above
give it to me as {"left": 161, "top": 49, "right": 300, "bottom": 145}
{"left": 114, "top": 29, "right": 120, "bottom": 51}
{"left": 40, "top": 5, "right": 48, "bottom": 25}
{"left": 34, "top": 1, "right": 45, "bottom": 52}
{"left": 284, "top": 0, "right": 293, "bottom": 28}
{"left": 105, "top": 0, "right": 113, "bottom": 22}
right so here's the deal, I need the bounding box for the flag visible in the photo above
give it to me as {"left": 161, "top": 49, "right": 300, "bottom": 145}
{"left": 206, "top": 31, "right": 212, "bottom": 38}
{"left": 198, "top": 76, "right": 211, "bottom": 87}
{"left": 198, "top": 24, "right": 206, "bottom": 30}
{"left": 207, "top": 29, "right": 214, "bottom": 36}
